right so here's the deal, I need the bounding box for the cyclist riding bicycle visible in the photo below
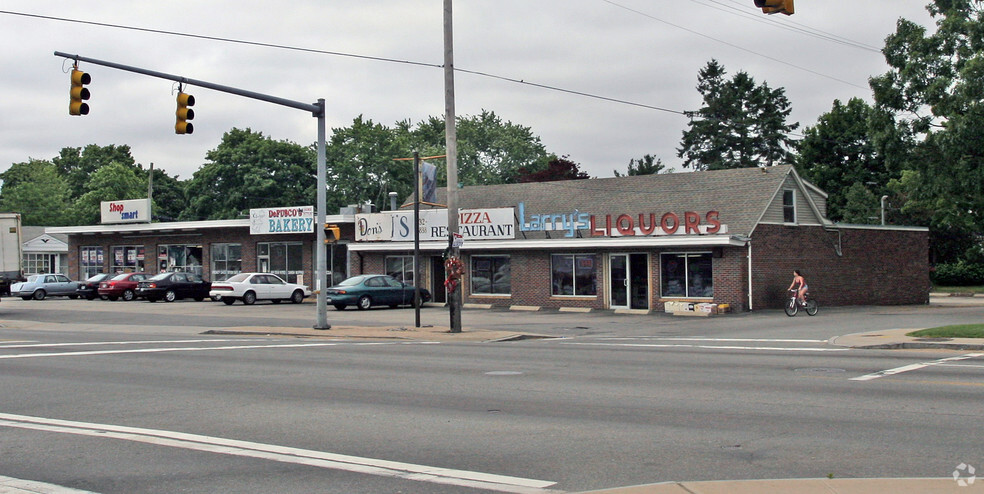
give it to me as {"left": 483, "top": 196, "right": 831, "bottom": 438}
{"left": 788, "top": 270, "right": 808, "bottom": 306}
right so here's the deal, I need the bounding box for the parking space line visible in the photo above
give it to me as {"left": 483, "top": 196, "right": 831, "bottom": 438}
{"left": 850, "top": 353, "right": 984, "bottom": 381}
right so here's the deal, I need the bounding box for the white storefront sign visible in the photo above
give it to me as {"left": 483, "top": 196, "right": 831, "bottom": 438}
{"left": 250, "top": 206, "right": 315, "bottom": 234}
{"left": 100, "top": 198, "right": 151, "bottom": 224}
{"left": 356, "top": 208, "right": 515, "bottom": 242}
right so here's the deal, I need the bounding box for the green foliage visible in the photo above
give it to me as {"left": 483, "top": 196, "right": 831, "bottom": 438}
{"left": 931, "top": 261, "right": 984, "bottom": 286}
{"left": 614, "top": 154, "right": 668, "bottom": 177}
{"left": 0, "top": 160, "right": 73, "bottom": 225}
{"left": 797, "top": 98, "right": 903, "bottom": 221}
{"left": 52, "top": 144, "right": 137, "bottom": 198}
{"left": 871, "top": 0, "right": 984, "bottom": 259}
{"left": 324, "top": 116, "right": 408, "bottom": 213}
{"left": 907, "top": 324, "right": 984, "bottom": 339}
{"left": 401, "top": 110, "right": 551, "bottom": 186}
{"left": 839, "top": 183, "right": 880, "bottom": 224}
{"left": 182, "top": 128, "right": 316, "bottom": 220}
{"left": 678, "top": 60, "right": 798, "bottom": 171}
{"left": 73, "top": 162, "right": 148, "bottom": 224}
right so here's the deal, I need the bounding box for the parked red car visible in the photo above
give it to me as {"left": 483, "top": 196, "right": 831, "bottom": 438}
{"left": 98, "top": 272, "right": 151, "bottom": 301}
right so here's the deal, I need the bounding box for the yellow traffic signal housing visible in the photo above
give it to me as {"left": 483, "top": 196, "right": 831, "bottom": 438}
{"left": 324, "top": 224, "right": 341, "bottom": 243}
{"left": 69, "top": 69, "right": 91, "bottom": 116}
{"left": 175, "top": 91, "right": 195, "bottom": 134}
{"left": 754, "top": 0, "right": 793, "bottom": 15}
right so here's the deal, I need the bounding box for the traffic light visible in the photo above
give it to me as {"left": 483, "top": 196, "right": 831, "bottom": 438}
{"left": 175, "top": 91, "right": 195, "bottom": 134}
{"left": 324, "top": 224, "right": 341, "bottom": 244}
{"left": 69, "top": 68, "right": 90, "bottom": 116}
{"left": 754, "top": 0, "right": 793, "bottom": 15}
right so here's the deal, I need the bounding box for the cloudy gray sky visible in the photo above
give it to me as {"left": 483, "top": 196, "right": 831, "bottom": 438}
{"left": 1, "top": 1, "right": 934, "bottom": 182}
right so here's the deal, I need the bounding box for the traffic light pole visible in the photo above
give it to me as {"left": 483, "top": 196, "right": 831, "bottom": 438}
{"left": 54, "top": 51, "right": 331, "bottom": 330}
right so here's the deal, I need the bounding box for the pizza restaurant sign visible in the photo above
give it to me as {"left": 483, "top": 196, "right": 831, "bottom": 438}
{"left": 250, "top": 206, "right": 315, "bottom": 234}
{"left": 356, "top": 208, "right": 514, "bottom": 242}
{"left": 517, "top": 202, "right": 727, "bottom": 237}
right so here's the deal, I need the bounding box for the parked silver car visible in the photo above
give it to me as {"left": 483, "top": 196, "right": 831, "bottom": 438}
{"left": 11, "top": 274, "right": 80, "bottom": 300}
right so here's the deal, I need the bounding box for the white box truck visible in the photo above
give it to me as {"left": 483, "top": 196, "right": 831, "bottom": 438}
{"left": 0, "top": 213, "right": 24, "bottom": 296}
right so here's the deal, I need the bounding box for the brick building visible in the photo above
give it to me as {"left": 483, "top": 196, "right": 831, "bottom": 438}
{"left": 48, "top": 166, "right": 929, "bottom": 311}
{"left": 350, "top": 165, "right": 929, "bottom": 311}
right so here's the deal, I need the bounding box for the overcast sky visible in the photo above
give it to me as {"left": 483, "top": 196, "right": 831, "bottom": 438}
{"left": 1, "top": 1, "right": 935, "bottom": 183}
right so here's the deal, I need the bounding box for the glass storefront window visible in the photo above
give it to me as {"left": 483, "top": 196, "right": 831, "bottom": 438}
{"left": 211, "top": 243, "right": 242, "bottom": 281}
{"left": 660, "top": 253, "right": 713, "bottom": 298}
{"left": 110, "top": 246, "right": 145, "bottom": 273}
{"left": 551, "top": 254, "right": 597, "bottom": 296}
{"left": 80, "top": 246, "right": 104, "bottom": 279}
{"left": 385, "top": 256, "right": 414, "bottom": 284}
{"left": 158, "top": 244, "right": 203, "bottom": 276}
{"left": 257, "top": 242, "right": 303, "bottom": 283}
{"left": 471, "top": 256, "right": 510, "bottom": 295}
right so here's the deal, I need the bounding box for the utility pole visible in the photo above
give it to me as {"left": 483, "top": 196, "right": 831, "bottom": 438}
{"left": 444, "top": 0, "right": 462, "bottom": 333}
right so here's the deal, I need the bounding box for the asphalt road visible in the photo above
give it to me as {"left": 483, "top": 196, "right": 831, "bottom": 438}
{"left": 0, "top": 298, "right": 982, "bottom": 493}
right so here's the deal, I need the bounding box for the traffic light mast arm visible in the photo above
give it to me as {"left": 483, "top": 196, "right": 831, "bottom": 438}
{"left": 54, "top": 52, "right": 323, "bottom": 116}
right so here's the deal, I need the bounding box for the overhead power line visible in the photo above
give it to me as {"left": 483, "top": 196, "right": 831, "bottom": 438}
{"left": 0, "top": 9, "right": 686, "bottom": 117}
{"left": 601, "top": 0, "right": 869, "bottom": 90}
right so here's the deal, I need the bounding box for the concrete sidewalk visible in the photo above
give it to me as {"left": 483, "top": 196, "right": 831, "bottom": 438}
{"left": 205, "top": 324, "right": 547, "bottom": 343}
{"left": 579, "top": 477, "right": 982, "bottom": 493}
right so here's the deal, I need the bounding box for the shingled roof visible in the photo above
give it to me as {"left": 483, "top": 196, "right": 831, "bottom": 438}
{"left": 431, "top": 165, "right": 801, "bottom": 238}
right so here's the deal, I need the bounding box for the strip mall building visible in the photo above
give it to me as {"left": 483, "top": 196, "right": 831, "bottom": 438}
{"left": 49, "top": 166, "right": 929, "bottom": 311}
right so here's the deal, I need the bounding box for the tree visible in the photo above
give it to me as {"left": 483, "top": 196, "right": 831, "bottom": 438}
{"left": 796, "top": 98, "right": 901, "bottom": 221}
{"left": 678, "top": 60, "right": 798, "bottom": 170}
{"left": 403, "top": 110, "right": 551, "bottom": 186}
{"left": 73, "top": 162, "right": 148, "bottom": 224}
{"left": 0, "top": 160, "right": 73, "bottom": 225}
{"left": 614, "top": 154, "right": 668, "bottom": 177}
{"left": 148, "top": 168, "right": 188, "bottom": 222}
{"left": 324, "top": 116, "right": 410, "bottom": 212}
{"left": 516, "top": 156, "right": 589, "bottom": 182}
{"left": 52, "top": 144, "right": 138, "bottom": 199}
{"left": 182, "top": 128, "right": 316, "bottom": 220}
{"left": 870, "top": 0, "right": 984, "bottom": 261}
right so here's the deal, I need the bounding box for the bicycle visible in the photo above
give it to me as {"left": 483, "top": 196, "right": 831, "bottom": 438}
{"left": 785, "top": 289, "right": 818, "bottom": 316}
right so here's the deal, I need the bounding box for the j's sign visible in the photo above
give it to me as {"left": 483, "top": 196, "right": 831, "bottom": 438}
{"left": 100, "top": 198, "right": 151, "bottom": 224}
{"left": 250, "top": 206, "right": 315, "bottom": 235}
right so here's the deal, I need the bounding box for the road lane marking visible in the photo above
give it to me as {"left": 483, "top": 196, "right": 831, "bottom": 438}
{"left": 0, "top": 475, "right": 98, "bottom": 493}
{"left": 562, "top": 342, "right": 847, "bottom": 352}
{"left": 850, "top": 353, "right": 984, "bottom": 381}
{"left": 0, "top": 413, "right": 557, "bottom": 493}
{"left": 0, "top": 339, "right": 251, "bottom": 349}
{"left": 0, "top": 342, "right": 340, "bottom": 359}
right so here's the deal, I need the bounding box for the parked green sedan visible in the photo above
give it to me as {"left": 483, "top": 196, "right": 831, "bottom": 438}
{"left": 325, "top": 274, "right": 431, "bottom": 310}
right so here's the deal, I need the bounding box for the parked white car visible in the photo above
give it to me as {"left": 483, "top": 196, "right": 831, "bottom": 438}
{"left": 208, "top": 273, "right": 311, "bottom": 305}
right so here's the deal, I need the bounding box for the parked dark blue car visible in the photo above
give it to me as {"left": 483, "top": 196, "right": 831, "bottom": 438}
{"left": 325, "top": 274, "right": 431, "bottom": 310}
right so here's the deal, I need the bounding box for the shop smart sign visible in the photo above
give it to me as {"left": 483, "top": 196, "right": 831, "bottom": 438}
{"left": 516, "top": 202, "right": 728, "bottom": 237}
{"left": 250, "top": 206, "right": 315, "bottom": 234}
{"left": 100, "top": 198, "right": 151, "bottom": 224}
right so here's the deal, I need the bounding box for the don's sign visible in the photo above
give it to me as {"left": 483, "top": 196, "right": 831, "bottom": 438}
{"left": 250, "top": 206, "right": 315, "bottom": 234}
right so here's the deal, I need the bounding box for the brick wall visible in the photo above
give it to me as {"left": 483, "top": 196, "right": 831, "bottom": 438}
{"left": 67, "top": 228, "right": 314, "bottom": 284}
{"left": 751, "top": 224, "right": 929, "bottom": 309}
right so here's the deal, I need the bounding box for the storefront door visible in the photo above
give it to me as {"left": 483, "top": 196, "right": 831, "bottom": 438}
{"left": 610, "top": 253, "right": 649, "bottom": 310}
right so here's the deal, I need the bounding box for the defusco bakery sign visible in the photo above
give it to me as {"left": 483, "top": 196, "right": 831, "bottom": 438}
{"left": 250, "top": 206, "right": 315, "bottom": 234}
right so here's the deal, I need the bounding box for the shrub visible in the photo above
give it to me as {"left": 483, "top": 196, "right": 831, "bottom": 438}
{"left": 931, "top": 261, "right": 984, "bottom": 286}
